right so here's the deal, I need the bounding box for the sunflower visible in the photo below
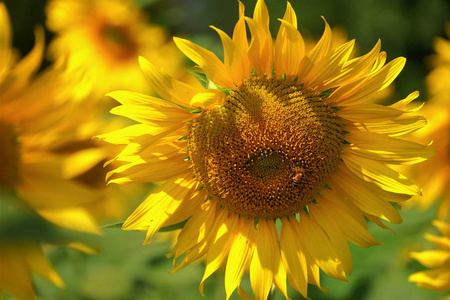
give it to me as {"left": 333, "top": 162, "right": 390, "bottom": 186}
{"left": 409, "top": 220, "right": 450, "bottom": 293}
{"left": 404, "top": 25, "right": 450, "bottom": 219}
{"left": 45, "top": 0, "right": 185, "bottom": 99}
{"left": 0, "top": 3, "right": 104, "bottom": 298}
{"left": 100, "top": 1, "right": 434, "bottom": 298}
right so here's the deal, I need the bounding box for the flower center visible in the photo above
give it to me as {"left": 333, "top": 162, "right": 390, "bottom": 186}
{"left": 98, "top": 23, "right": 138, "bottom": 61}
{"left": 0, "top": 121, "right": 20, "bottom": 189}
{"left": 188, "top": 77, "right": 343, "bottom": 219}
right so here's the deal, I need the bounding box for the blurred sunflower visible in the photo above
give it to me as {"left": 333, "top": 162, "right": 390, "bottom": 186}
{"left": 0, "top": 4, "right": 103, "bottom": 298}
{"left": 404, "top": 25, "right": 450, "bottom": 219}
{"left": 45, "top": 0, "right": 185, "bottom": 99}
{"left": 99, "top": 0, "right": 434, "bottom": 298}
{"left": 409, "top": 220, "right": 450, "bottom": 292}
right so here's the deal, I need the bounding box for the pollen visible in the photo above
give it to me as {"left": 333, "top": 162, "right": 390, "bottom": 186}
{"left": 188, "top": 76, "right": 343, "bottom": 219}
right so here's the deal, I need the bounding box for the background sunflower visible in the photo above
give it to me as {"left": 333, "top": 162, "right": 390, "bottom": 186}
{"left": 2, "top": 0, "right": 449, "bottom": 299}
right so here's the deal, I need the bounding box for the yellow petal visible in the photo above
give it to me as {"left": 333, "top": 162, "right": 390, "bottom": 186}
{"left": 342, "top": 151, "right": 420, "bottom": 196}
{"left": 225, "top": 218, "right": 255, "bottom": 299}
{"left": 304, "top": 39, "right": 355, "bottom": 89}
{"left": 62, "top": 147, "right": 106, "bottom": 179}
{"left": 245, "top": 16, "right": 273, "bottom": 76}
{"left": 232, "top": 2, "right": 249, "bottom": 59}
{"left": 298, "top": 17, "right": 332, "bottom": 81}
{"left": 108, "top": 90, "right": 171, "bottom": 107}
{"left": 110, "top": 102, "right": 191, "bottom": 127}
{"left": 425, "top": 233, "right": 450, "bottom": 249}
{"left": 172, "top": 201, "right": 217, "bottom": 258}
{"left": 337, "top": 103, "right": 405, "bottom": 122}
{"left": 307, "top": 17, "right": 333, "bottom": 62}
{"left": 96, "top": 124, "right": 158, "bottom": 145}
{"left": 174, "top": 37, "right": 234, "bottom": 88}
{"left": 105, "top": 125, "right": 185, "bottom": 162}
{"left": 6, "top": 26, "right": 45, "bottom": 94}
{"left": 25, "top": 243, "right": 64, "bottom": 288}
{"left": 269, "top": 220, "right": 289, "bottom": 300}
{"left": 172, "top": 203, "right": 231, "bottom": 274}
{"left": 334, "top": 57, "right": 406, "bottom": 105}
{"left": 353, "top": 115, "right": 427, "bottom": 137}
{"left": 211, "top": 26, "right": 249, "bottom": 85}
{"left": 199, "top": 212, "right": 238, "bottom": 295}
{"left": 138, "top": 56, "right": 202, "bottom": 107}
{"left": 309, "top": 205, "right": 353, "bottom": 274}
{"left": 410, "top": 250, "right": 450, "bottom": 269}
{"left": 319, "top": 189, "right": 380, "bottom": 248}
{"left": 37, "top": 207, "right": 100, "bottom": 234}
{"left": 390, "top": 90, "right": 420, "bottom": 109}
{"left": 409, "top": 269, "right": 450, "bottom": 290}
{"left": 106, "top": 152, "right": 189, "bottom": 185}
{"left": 0, "top": 2, "right": 12, "bottom": 81}
{"left": 326, "top": 40, "right": 382, "bottom": 88}
{"left": 274, "top": 18, "right": 305, "bottom": 78}
{"left": 297, "top": 212, "right": 348, "bottom": 281}
{"left": 122, "top": 172, "right": 198, "bottom": 244}
{"left": 280, "top": 218, "right": 308, "bottom": 298}
{"left": 250, "top": 219, "right": 277, "bottom": 300}
{"left": 0, "top": 244, "right": 35, "bottom": 300}
{"left": 434, "top": 220, "right": 450, "bottom": 237}
{"left": 346, "top": 132, "right": 436, "bottom": 165}
{"left": 237, "top": 286, "right": 253, "bottom": 300}
{"left": 330, "top": 164, "right": 404, "bottom": 223}
{"left": 282, "top": 1, "right": 297, "bottom": 28}
{"left": 19, "top": 160, "right": 100, "bottom": 210}
{"left": 253, "top": 0, "right": 269, "bottom": 29}
{"left": 190, "top": 89, "right": 227, "bottom": 109}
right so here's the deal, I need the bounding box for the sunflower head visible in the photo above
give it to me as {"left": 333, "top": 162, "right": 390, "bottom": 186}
{"left": 188, "top": 76, "right": 343, "bottom": 218}
{"left": 100, "top": 0, "right": 435, "bottom": 298}
{"left": 45, "top": 0, "right": 185, "bottom": 98}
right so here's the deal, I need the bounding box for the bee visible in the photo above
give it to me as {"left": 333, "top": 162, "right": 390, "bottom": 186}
{"left": 291, "top": 165, "right": 305, "bottom": 187}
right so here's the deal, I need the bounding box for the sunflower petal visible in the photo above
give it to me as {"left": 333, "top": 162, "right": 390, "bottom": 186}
{"left": 174, "top": 37, "right": 234, "bottom": 88}
{"left": 342, "top": 151, "right": 420, "bottom": 196}
{"left": 297, "top": 212, "right": 347, "bottom": 281}
{"left": 211, "top": 26, "right": 248, "bottom": 85}
{"left": 138, "top": 56, "right": 203, "bottom": 107}
{"left": 200, "top": 213, "right": 238, "bottom": 296}
{"left": 250, "top": 219, "right": 278, "bottom": 300}
{"left": 275, "top": 18, "right": 305, "bottom": 77}
{"left": 190, "top": 89, "right": 227, "bottom": 109}
{"left": 280, "top": 218, "right": 308, "bottom": 298}
{"left": 225, "top": 218, "right": 256, "bottom": 299}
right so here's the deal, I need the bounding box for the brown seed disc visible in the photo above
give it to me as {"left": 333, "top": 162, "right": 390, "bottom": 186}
{"left": 188, "top": 76, "right": 343, "bottom": 219}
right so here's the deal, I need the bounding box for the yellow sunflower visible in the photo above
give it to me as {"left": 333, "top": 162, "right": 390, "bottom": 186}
{"left": 45, "top": 0, "right": 185, "bottom": 99}
{"left": 99, "top": 1, "right": 434, "bottom": 298}
{"left": 409, "top": 220, "right": 450, "bottom": 293}
{"left": 404, "top": 25, "right": 450, "bottom": 219}
{"left": 0, "top": 3, "right": 102, "bottom": 298}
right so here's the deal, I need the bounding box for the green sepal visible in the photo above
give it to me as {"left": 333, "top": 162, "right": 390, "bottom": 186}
{"left": 218, "top": 86, "right": 232, "bottom": 96}
{"left": 321, "top": 88, "right": 333, "bottom": 98}
{"left": 187, "top": 69, "right": 208, "bottom": 88}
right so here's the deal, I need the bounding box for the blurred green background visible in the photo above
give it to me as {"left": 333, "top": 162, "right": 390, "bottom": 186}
{"left": 3, "top": 0, "right": 449, "bottom": 299}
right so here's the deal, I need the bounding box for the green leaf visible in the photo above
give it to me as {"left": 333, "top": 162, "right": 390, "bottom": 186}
{"left": 101, "top": 220, "right": 188, "bottom": 232}
{"left": 158, "top": 220, "right": 188, "bottom": 232}
{"left": 100, "top": 222, "right": 124, "bottom": 229}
